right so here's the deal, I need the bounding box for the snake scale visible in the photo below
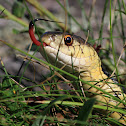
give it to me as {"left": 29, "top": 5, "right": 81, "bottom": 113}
{"left": 29, "top": 19, "right": 126, "bottom": 125}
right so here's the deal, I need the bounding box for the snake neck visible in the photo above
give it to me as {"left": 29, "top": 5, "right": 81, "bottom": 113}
{"left": 80, "top": 61, "right": 125, "bottom": 104}
{"left": 79, "top": 57, "right": 108, "bottom": 84}
{"left": 80, "top": 65, "right": 109, "bottom": 85}
{"left": 80, "top": 63, "right": 122, "bottom": 94}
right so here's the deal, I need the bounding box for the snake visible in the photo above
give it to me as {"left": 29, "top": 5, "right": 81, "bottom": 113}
{"left": 29, "top": 18, "right": 126, "bottom": 125}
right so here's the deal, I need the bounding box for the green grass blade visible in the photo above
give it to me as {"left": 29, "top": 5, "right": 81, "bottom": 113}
{"left": 42, "top": 96, "right": 68, "bottom": 115}
{"left": 109, "top": 0, "right": 119, "bottom": 81}
{"left": 32, "top": 96, "right": 68, "bottom": 126}
{"left": 99, "top": 0, "right": 109, "bottom": 44}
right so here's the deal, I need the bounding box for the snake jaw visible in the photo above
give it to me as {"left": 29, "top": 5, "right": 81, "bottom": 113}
{"left": 40, "top": 44, "right": 86, "bottom": 70}
{"left": 43, "top": 42, "right": 48, "bottom": 47}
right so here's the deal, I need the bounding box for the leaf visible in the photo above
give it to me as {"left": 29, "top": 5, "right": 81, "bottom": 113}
{"left": 12, "top": 1, "right": 26, "bottom": 18}
{"left": 76, "top": 98, "right": 96, "bottom": 126}
{"left": 32, "top": 116, "right": 46, "bottom": 126}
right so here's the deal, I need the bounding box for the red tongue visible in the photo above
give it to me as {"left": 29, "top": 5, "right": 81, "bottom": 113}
{"left": 29, "top": 23, "right": 48, "bottom": 47}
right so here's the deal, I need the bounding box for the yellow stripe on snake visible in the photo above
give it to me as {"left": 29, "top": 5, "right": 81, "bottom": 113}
{"left": 29, "top": 19, "right": 126, "bottom": 125}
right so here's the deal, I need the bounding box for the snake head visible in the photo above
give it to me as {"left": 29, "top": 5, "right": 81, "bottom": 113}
{"left": 29, "top": 19, "right": 100, "bottom": 73}
{"left": 40, "top": 31, "right": 100, "bottom": 72}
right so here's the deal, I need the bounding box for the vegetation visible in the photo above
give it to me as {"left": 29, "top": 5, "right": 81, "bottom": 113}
{"left": 0, "top": 0, "right": 126, "bottom": 125}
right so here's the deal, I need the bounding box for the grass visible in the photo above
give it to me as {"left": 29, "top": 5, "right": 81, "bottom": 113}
{"left": 0, "top": 0, "right": 126, "bottom": 126}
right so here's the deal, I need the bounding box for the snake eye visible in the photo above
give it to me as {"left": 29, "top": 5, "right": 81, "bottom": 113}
{"left": 64, "top": 35, "right": 73, "bottom": 46}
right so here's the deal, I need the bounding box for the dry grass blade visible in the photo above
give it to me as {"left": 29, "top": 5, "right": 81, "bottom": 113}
{"left": 17, "top": 54, "right": 83, "bottom": 102}
{"left": 110, "top": 42, "right": 126, "bottom": 78}
{"left": 26, "top": 0, "right": 67, "bottom": 30}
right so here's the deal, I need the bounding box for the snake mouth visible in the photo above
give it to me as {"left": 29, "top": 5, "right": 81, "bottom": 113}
{"left": 43, "top": 42, "right": 48, "bottom": 47}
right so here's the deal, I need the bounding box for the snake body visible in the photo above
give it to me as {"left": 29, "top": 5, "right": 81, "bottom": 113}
{"left": 29, "top": 19, "right": 126, "bottom": 125}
